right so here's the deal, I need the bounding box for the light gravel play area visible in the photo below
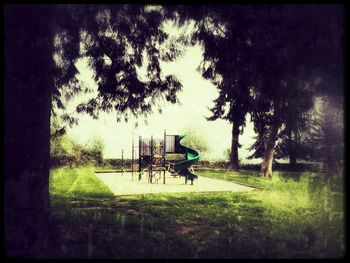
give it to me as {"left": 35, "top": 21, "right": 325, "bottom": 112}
{"left": 95, "top": 171, "right": 255, "bottom": 195}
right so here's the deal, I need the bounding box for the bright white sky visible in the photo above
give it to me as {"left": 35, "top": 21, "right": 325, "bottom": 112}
{"left": 63, "top": 21, "right": 259, "bottom": 162}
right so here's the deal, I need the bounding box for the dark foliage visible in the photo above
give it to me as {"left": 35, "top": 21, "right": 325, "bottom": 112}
{"left": 52, "top": 5, "right": 183, "bottom": 126}
{"left": 166, "top": 5, "right": 343, "bottom": 174}
{"left": 5, "top": 4, "right": 185, "bottom": 257}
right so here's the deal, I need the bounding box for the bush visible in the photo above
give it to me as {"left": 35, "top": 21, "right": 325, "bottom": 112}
{"left": 103, "top": 158, "right": 132, "bottom": 168}
{"left": 82, "top": 136, "right": 105, "bottom": 166}
{"left": 50, "top": 134, "right": 75, "bottom": 167}
{"left": 180, "top": 126, "right": 210, "bottom": 159}
{"left": 50, "top": 133, "right": 105, "bottom": 168}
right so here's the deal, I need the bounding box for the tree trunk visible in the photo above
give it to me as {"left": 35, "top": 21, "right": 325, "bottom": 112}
{"left": 229, "top": 123, "right": 240, "bottom": 171}
{"left": 5, "top": 6, "right": 56, "bottom": 257}
{"left": 289, "top": 150, "right": 297, "bottom": 167}
{"left": 288, "top": 128, "right": 297, "bottom": 168}
{"left": 260, "top": 122, "right": 280, "bottom": 177}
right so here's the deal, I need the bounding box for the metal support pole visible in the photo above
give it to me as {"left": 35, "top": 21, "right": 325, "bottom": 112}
{"left": 132, "top": 136, "right": 134, "bottom": 181}
{"left": 139, "top": 136, "right": 142, "bottom": 181}
{"left": 121, "top": 148, "right": 124, "bottom": 176}
{"left": 163, "top": 130, "right": 166, "bottom": 184}
{"left": 150, "top": 135, "right": 153, "bottom": 184}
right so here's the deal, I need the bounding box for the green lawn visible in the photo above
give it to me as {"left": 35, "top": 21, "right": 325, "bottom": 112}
{"left": 49, "top": 166, "right": 344, "bottom": 258}
{"left": 50, "top": 166, "right": 114, "bottom": 199}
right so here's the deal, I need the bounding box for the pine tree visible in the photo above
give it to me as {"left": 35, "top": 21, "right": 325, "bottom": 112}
{"left": 5, "top": 4, "right": 183, "bottom": 257}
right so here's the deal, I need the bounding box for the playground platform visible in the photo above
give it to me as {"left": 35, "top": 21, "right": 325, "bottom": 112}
{"left": 95, "top": 171, "right": 255, "bottom": 196}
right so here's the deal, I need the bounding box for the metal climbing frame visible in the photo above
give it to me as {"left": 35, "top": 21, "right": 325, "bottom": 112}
{"left": 131, "top": 131, "right": 169, "bottom": 184}
{"left": 130, "top": 130, "right": 199, "bottom": 185}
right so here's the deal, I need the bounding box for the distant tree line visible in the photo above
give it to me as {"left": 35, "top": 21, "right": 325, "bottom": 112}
{"left": 50, "top": 118, "right": 105, "bottom": 167}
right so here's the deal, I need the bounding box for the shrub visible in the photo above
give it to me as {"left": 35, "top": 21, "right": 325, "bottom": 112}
{"left": 50, "top": 133, "right": 105, "bottom": 167}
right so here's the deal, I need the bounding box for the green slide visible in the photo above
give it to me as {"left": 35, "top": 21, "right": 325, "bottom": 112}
{"left": 173, "top": 135, "right": 200, "bottom": 185}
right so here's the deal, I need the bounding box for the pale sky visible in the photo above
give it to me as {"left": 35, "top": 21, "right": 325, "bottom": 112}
{"left": 62, "top": 21, "right": 259, "bottom": 162}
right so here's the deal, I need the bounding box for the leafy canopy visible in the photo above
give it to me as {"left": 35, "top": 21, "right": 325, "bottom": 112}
{"left": 52, "top": 5, "right": 184, "bottom": 127}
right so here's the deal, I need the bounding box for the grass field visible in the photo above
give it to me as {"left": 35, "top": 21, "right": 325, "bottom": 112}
{"left": 49, "top": 166, "right": 344, "bottom": 258}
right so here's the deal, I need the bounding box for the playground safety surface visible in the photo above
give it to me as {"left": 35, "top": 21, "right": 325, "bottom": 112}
{"left": 95, "top": 171, "right": 255, "bottom": 196}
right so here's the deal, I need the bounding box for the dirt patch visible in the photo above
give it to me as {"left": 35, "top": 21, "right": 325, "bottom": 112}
{"left": 175, "top": 221, "right": 208, "bottom": 234}
{"left": 176, "top": 225, "right": 195, "bottom": 234}
{"left": 125, "top": 209, "right": 140, "bottom": 215}
{"left": 79, "top": 206, "right": 117, "bottom": 211}
{"left": 149, "top": 204, "right": 168, "bottom": 209}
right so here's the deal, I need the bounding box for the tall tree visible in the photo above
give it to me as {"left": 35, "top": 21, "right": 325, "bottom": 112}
{"left": 201, "top": 7, "right": 256, "bottom": 171}
{"left": 275, "top": 94, "right": 315, "bottom": 168}
{"left": 5, "top": 4, "right": 183, "bottom": 257}
{"left": 5, "top": 6, "right": 56, "bottom": 257}
{"left": 166, "top": 5, "right": 256, "bottom": 171}
{"left": 247, "top": 76, "right": 315, "bottom": 168}
{"left": 166, "top": 5, "right": 343, "bottom": 175}
{"left": 247, "top": 5, "right": 343, "bottom": 177}
{"left": 309, "top": 96, "right": 344, "bottom": 174}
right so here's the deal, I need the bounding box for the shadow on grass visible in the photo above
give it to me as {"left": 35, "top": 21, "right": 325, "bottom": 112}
{"left": 49, "top": 190, "right": 344, "bottom": 258}
{"left": 48, "top": 167, "right": 344, "bottom": 258}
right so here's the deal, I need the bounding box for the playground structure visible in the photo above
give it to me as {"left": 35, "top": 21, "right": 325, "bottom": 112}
{"left": 131, "top": 131, "right": 200, "bottom": 185}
